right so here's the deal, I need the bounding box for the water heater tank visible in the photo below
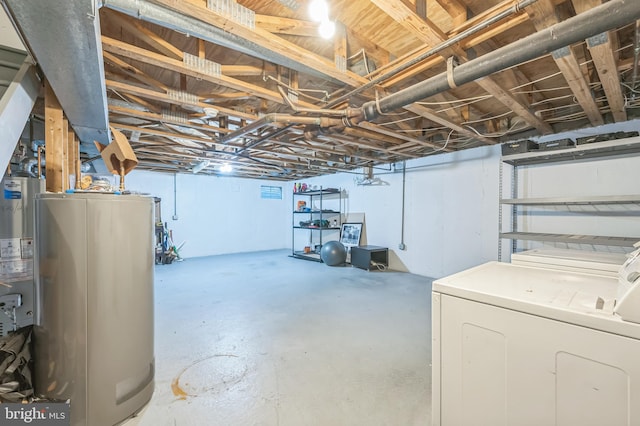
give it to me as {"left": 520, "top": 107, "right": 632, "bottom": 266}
{"left": 34, "top": 193, "right": 154, "bottom": 426}
{"left": 0, "top": 176, "right": 44, "bottom": 335}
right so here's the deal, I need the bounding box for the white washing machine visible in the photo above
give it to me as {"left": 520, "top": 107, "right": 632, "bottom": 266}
{"left": 432, "top": 257, "right": 640, "bottom": 426}
{"left": 511, "top": 248, "right": 627, "bottom": 277}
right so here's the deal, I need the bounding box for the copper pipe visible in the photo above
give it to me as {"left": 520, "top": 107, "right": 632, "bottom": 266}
{"left": 119, "top": 163, "right": 125, "bottom": 192}
{"left": 37, "top": 146, "right": 42, "bottom": 178}
{"left": 75, "top": 143, "right": 81, "bottom": 189}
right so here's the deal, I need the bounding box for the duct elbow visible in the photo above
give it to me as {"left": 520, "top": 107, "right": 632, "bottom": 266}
{"left": 19, "top": 157, "right": 41, "bottom": 177}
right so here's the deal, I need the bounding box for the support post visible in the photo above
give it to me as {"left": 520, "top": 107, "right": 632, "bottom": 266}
{"left": 45, "top": 80, "right": 64, "bottom": 192}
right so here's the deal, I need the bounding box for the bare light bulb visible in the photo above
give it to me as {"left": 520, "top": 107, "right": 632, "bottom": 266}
{"left": 318, "top": 19, "right": 335, "bottom": 39}
{"left": 220, "top": 163, "right": 233, "bottom": 173}
{"left": 308, "top": 0, "right": 328, "bottom": 22}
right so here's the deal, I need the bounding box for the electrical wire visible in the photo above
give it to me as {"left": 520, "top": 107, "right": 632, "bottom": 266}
{"left": 377, "top": 114, "right": 422, "bottom": 126}
{"left": 369, "top": 261, "right": 388, "bottom": 271}
{"left": 622, "top": 83, "right": 640, "bottom": 94}
{"left": 428, "top": 129, "right": 455, "bottom": 154}
{"left": 264, "top": 75, "right": 330, "bottom": 103}
{"left": 346, "top": 49, "right": 373, "bottom": 78}
{"left": 461, "top": 110, "right": 513, "bottom": 125}
{"left": 529, "top": 93, "right": 576, "bottom": 106}
{"left": 415, "top": 94, "right": 493, "bottom": 106}
{"left": 512, "top": 86, "right": 572, "bottom": 95}
{"left": 466, "top": 115, "right": 531, "bottom": 137}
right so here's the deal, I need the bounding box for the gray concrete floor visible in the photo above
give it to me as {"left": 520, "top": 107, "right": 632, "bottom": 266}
{"left": 124, "top": 249, "right": 433, "bottom": 426}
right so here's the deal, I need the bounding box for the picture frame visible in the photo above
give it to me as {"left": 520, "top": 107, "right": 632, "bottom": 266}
{"left": 340, "top": 222, "right": 363, "bottom": 247}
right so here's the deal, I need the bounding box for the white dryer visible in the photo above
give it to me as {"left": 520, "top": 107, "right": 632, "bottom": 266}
{"left": 511, "top": 248, "right": 626, "bottom": 277}
{"left": 432, "top": 257, "right": 640, "bottom": 426}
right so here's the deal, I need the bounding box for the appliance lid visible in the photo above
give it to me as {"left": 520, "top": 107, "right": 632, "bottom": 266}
{"left": 434, "top": 261, "right": 640, "bottom": 339}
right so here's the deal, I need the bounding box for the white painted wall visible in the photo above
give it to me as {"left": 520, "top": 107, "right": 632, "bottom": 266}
{"left": 502, "top": 119, "right": 640, "bottom": 256}
{"left": 123, "top": 119, "right": 640, "bottom": 280}
{"left": 125, "top": 170, "right": 290, "bottom": 258}
{"left": 298, "top": 145, "right": 502, "bottom": 278}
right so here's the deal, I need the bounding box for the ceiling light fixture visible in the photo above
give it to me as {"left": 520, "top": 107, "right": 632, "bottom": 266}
{"left": 308, "top": 0, "right": 328, "bottom": 22}
{"left": 192, "top": 160, "right": 210, "bottom": 174}
{"left": 220, "top": 163, "right": 233, "bottom": 173}
{"left": 318, "top": 19, "right": 335, "bottom": 39}
{"left": 308, "top": 0, "right": 334, "bottom": 39}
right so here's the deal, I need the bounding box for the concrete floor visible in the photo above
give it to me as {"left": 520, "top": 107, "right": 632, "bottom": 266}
{"left": 124, "top": 249, "right": 433, "bottom": 426}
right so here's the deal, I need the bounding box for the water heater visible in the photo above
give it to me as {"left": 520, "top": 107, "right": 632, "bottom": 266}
{"left": 0, "top": 176, "right": 44, "bottom": 335}
{"left": 34, "top": 192, "right": 154, "bottom": 426}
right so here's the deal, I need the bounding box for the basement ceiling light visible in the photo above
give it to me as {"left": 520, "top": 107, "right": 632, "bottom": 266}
{"left": 318, "top": 19, "right": 335, "bottom": 39}
{"left": 220, "top": 163, "right": 233, "bottom": 173}
{"left": 192, "top": 160, "right": 210, "bottom": 174}
{"left": 308, "top": 0, "right": 328, "bottom": 22}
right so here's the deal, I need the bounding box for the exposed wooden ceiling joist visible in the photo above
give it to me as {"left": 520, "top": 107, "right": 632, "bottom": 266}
{"left": 526, "top": 0, "right": 604, "bottom": 126}
{"left": 371, "top": 0, "right": 553, "bottom": 135}
{"left": 572, "top": 0, "right": 627, "bottom": 123}
{"left": 86, "top": 0, "right": 640, "bottom": 178}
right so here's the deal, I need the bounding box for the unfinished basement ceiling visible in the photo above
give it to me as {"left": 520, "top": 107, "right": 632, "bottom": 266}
{"left": 15, "top": 0, "right": 640, "bottom": 179}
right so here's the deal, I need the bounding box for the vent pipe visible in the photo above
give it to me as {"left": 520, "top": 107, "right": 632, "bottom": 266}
{"left": 361, "top": 0, "right": 640, "bottom": 121}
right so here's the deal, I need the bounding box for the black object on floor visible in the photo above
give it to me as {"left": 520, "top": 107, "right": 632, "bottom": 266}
{"left": 351, "top": 246, "right": 389, "bottom": 271}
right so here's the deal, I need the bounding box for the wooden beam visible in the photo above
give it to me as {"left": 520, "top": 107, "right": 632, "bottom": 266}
{"left": 111, "top": 123, "right": 389, "bottom": 163}
{"left": 335, "top": 22, "right": 347, "bottom": 72}
{"left": 198, "top": 38, "right": 206, "bottom": 59}
{"left": 431, "top": 93, "right": 466, "bottom": 122}
{"left": 448, "top": 0, "right": 526, "bottom": 41}
{"left": 103, "top": 41, "right": 426, "bottom": 148}
{"left": 105, "top": 79, "right": 258, "bottom": 121}
{"left": 474, "top": 76, "right": 551, "bottom": 133}
{"left": 102, "top": 37, "right": 318, "bottom": 108}
{"left": 255, "top": 14, "right": 317, "bottom": 37}
{"left": 44, "top": 80, "right": 64, "bottom": 193}
{"left": 416, "top": 0, "right": 427, "bottom": 20}
{"left": 525, "top": 0, "right": 604, "bottom": 126}
{"left": 473, "top": 42, "right": 531, "bottom": 106}
{"left": 572, "top": 0, "right": 626, "bottom": 122}
{"left": 116, "top": 13, "right": 183, "bottom": 60}
{"left": 119, "top": 90, "right": 163, "bottom": 113}
{"left": 103, "top": 51, "right": 168, "bottom": 90}
{"left": 148, "top": 0, "right": 367, "bottom": 87}
{"left": 372, "top": 0, "right": 552, "bottom": 135}
{"left": 404, "top": 104, "right": 497, "bottom": 145}
{"left": 108, "top": 104, "right": 232, "bottom": 135}
{"left": 358, "top": 121, "right": 452, "bottom": 150}
{"left": 256, "top": 14, "right": 392, "bottom": 69}
{"left": 345, "top": 27, "right": 391, "bottom": 69}
{"left": 370, "top": 0, "right": 452, "bottom": 50}
{"left": 433, "top": 0, "right": 466, "bottom": 27}
{"left": 372, "top": 2, "right": 530, "bottom": 88}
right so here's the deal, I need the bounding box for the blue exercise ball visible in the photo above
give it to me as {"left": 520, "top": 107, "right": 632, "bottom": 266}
{"left": 320, "top": 241, "right": 347, "bottom": 266}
